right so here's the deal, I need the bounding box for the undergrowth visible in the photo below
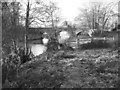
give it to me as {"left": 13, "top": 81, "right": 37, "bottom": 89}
{"left": 2, "top": 41, "right": 120, "bottom": 89}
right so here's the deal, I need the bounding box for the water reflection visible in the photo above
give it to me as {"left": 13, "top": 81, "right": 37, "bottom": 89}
{"left": 30, "top": 44, "right": 47, "bottom": 56}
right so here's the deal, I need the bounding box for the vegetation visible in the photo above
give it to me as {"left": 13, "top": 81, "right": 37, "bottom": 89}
{"left": 75, "top": 1, "right": 119, "bottom": 34}
{"left": 2, "top": 41, "right": 120, "bottom": 88}
{"left": 1, "top": 0, "right": 120, "bottom": 89}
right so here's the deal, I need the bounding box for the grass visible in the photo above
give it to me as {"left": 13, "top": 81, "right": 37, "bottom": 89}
{"left": 2, "top": 47, "right": 119, "bottom": 88}
{"left": 2, "top": 39, "right": 120, "bottom": 88}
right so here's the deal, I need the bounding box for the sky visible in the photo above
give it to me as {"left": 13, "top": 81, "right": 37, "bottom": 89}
{"left": 17, "top": 0, "right": 119, "bottom": 26}
{"left": 50, "top": 0, "right": 119, "bottom": 23}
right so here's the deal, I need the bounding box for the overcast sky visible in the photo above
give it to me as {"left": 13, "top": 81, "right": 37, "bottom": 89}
{"left": 18, "top": 0, "right": 119, "bottom": 26}
{"left": 50, "top": 0, "right": 119, "bottom": 23}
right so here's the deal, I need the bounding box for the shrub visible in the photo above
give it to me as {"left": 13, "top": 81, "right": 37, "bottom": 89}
{"left": 80, "top": 40, "right": 111, "bottom": 50}
{"left": 2, "top": 49, "right": 67, "bottom": 88}
{"left": 2, "top": 44, "right": 31, "bottom": 87}
{"left": 2, "top": 54, "right": 20, "bottom": 85}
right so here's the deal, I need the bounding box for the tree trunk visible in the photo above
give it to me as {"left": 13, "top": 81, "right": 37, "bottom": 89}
{"left": 92, "top": 9, "right": 95, "bottom": 29}
{"left": 25, "top": 0, "right": 30, "bottom": 55}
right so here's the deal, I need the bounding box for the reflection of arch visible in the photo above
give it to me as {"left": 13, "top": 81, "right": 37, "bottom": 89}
{"left": 112, "top": 24, "right": 120, "bottom": 31}
{"left": 76, "top": 31, "right": 82, "bottom": 36}
{"left": 118, "top": 24, "right": 120, "bottom": 29}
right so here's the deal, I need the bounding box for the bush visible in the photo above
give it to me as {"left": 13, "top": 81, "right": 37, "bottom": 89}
{"left": 80, "top": 40, "right": 111, "bottom": 50}
{"left": 2, "top": 44, "right": 32, "bottom": 86}
{"left": 2, "top": 54, "right": 20, "bottom": 85}
{"left": 2, "top": 49, "right": 67, "bottom": 88}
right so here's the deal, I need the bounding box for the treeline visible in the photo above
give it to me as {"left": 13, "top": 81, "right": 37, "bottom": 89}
{"left": 2, "top": 2, "right": 25, "bottom": 46}
{"left": 2, "top": 0, "right": 61, "bottom": 55}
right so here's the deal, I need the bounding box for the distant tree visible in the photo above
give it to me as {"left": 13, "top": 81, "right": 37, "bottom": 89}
{"left": 32, "top": 1, "right": 61, "bottom": 27}
{"left": 10, "top": 1, "right": 21, "bottom": 26}
{"left": 19, "top": 0, "right": 61, "bottom": 39}
{"left": 18, "top": 0, "right": 61, "bottom": 53}
{"left": 2, "top": 1, "right": 22, "bottom": 45}
{"left": 75, "top": 2, "right": 118, "bottom": 33}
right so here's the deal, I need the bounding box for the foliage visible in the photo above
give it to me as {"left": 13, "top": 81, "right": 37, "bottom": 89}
{"left": 80, "top": 40, "right": 111, "bottom": 49}
{"left": 2, "top": 2, "right": 25, "bottom": 49}
{"left": 1, "top": 1, "right": 120, "bottom": 89}
{"left": 15, "top": 58, "right": 66, "bottom": 88}
{"left": 2, "top": 46, "right": 67, "bottom": 88}
{"left": 61, "top": 49, "right": 119, "bottom": 88}
{"left": 2, "top": 52, "right": 20, "bottom": 84}
{"left": 2, "top": 45, "right": 119, "bottom": 88}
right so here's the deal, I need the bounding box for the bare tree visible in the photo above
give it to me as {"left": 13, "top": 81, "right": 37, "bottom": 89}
{"left": 25, "top": 0, "right": 30, "bottom": 34}
{"left": 24, "top": 0, "right": 30, "bottom": 55}
{"left": 31, "top": 1, "right": 61, "bottom": 27}
{"left": 75, "top": 2, "right": 118, "bottom": 32}
{"left": 19, "top": 0, "right": 61, "bottom": 27}
{"left": 19, "top": 0, "right": 61, "bottom": 53}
